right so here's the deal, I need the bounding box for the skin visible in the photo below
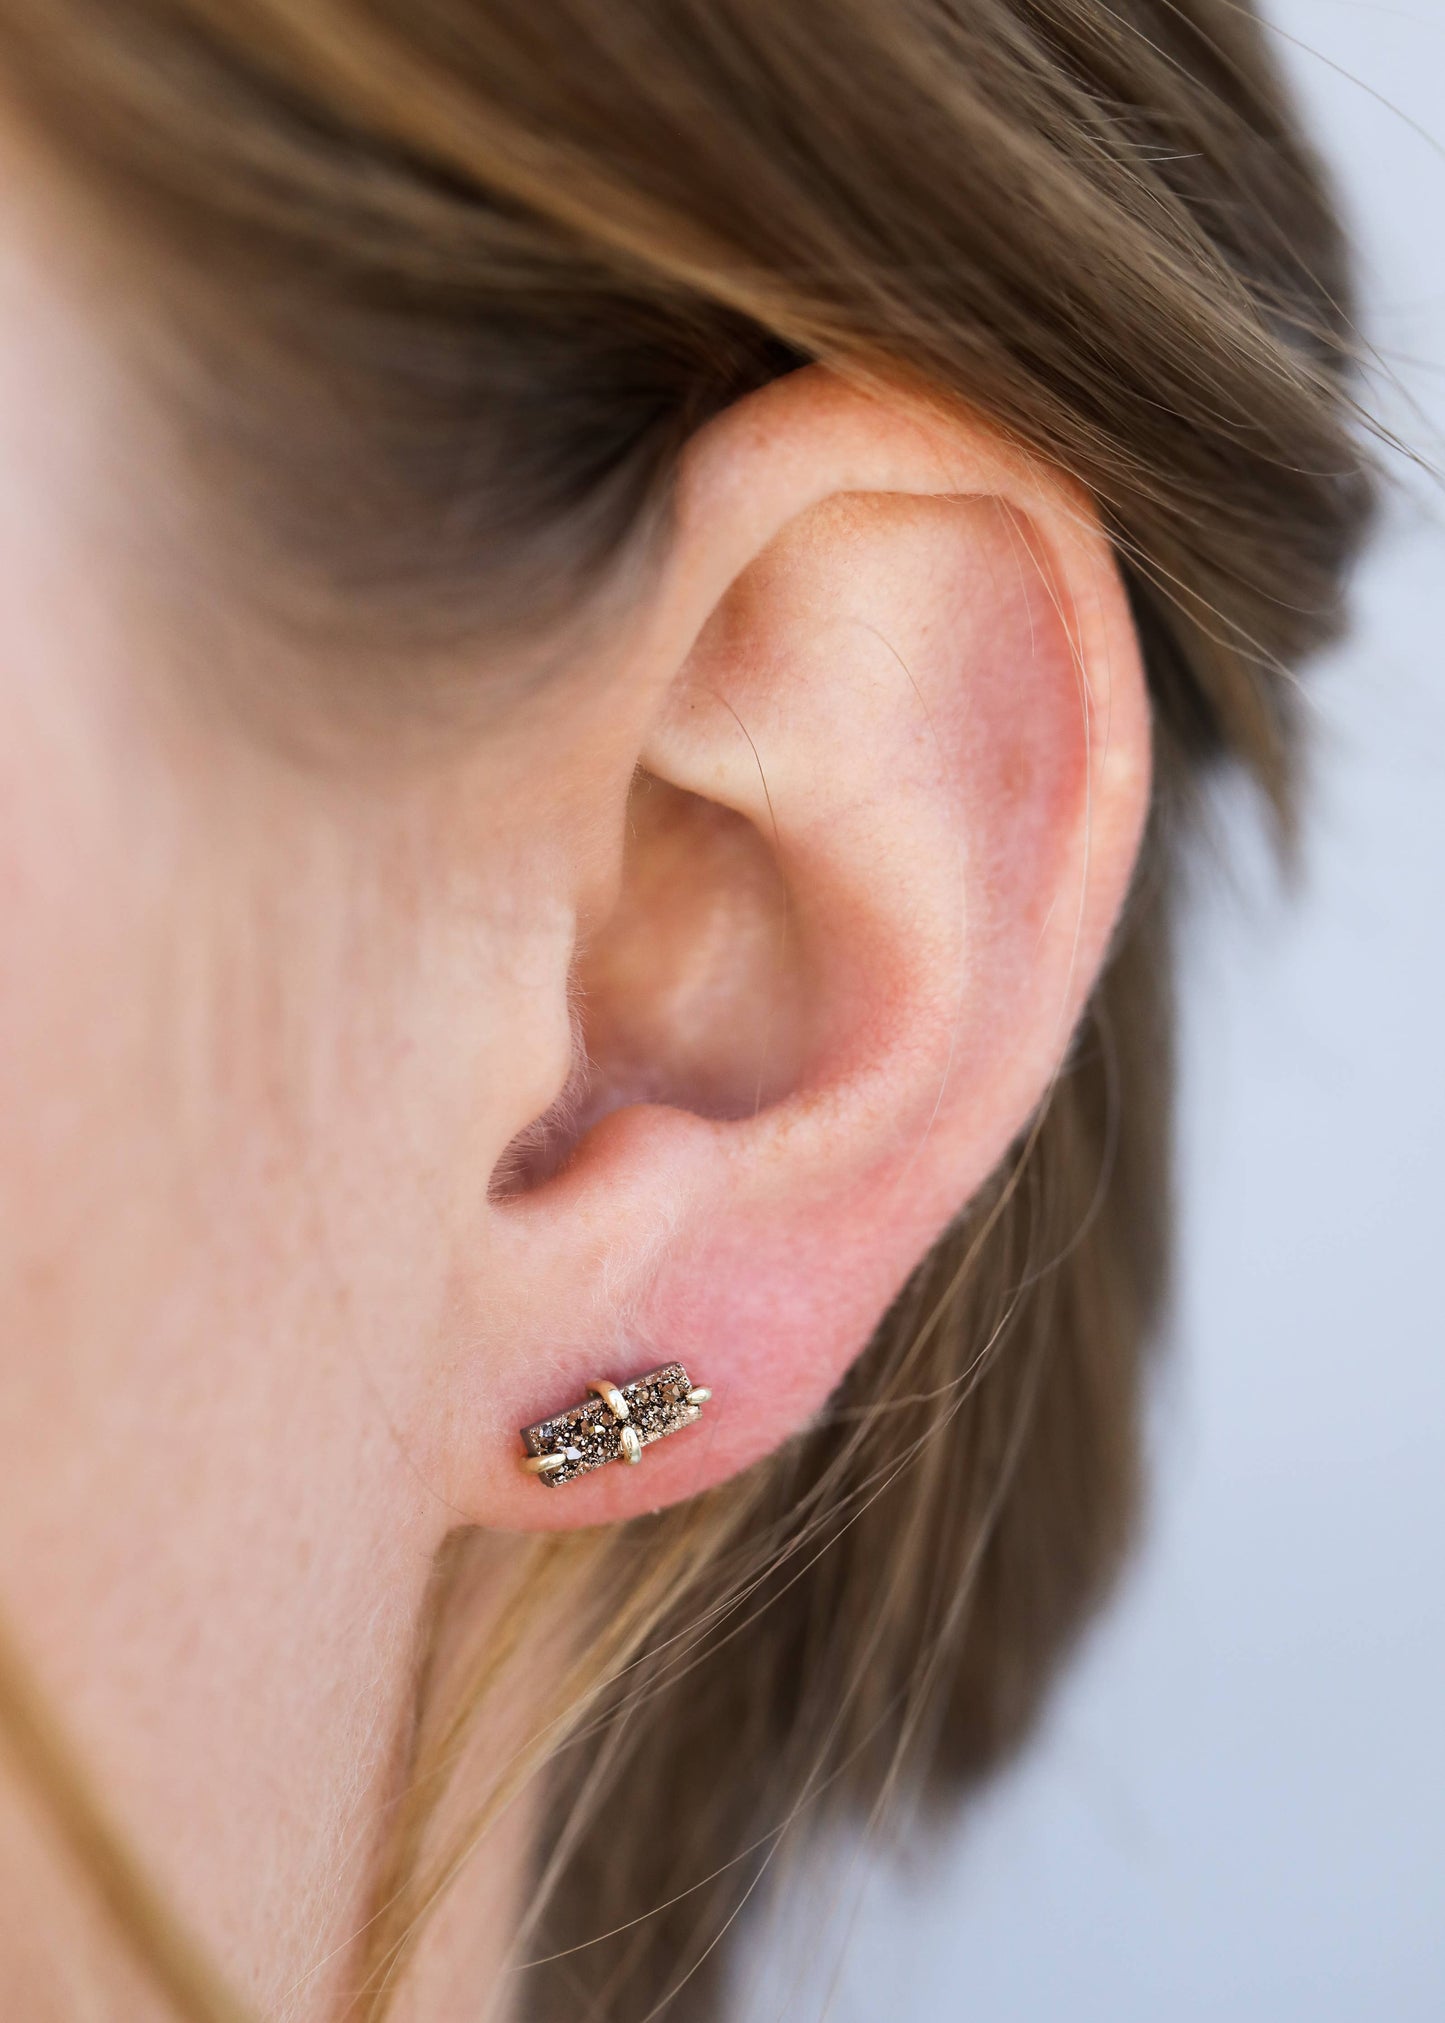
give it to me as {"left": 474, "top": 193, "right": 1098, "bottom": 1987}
{"left": 0, "top": 136, "right": 1151, "bottom": 2021}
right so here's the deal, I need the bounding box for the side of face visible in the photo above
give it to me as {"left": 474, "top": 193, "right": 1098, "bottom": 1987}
{"left": 0, "top": 137, "right": 1150, "bottom": 2008}
{"left": 0, "top": 156, "right": 623, "bottom": 2006}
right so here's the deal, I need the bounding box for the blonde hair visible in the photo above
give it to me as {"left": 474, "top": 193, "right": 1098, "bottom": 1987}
{"left": 0, "top": 0, "right": 1374, "bottom": 2015}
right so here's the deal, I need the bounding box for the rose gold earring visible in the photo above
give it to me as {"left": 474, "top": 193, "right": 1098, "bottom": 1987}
{"left": 518, "top": 1363, "right": 712, "bottom": 1488}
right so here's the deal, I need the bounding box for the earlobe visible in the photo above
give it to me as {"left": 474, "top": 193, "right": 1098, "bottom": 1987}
{"left": 462, "top": 368, "right": 1151, "bottom": 1532}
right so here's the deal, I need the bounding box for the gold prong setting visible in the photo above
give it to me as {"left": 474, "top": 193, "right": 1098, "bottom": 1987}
{"left": 518, "top": 1363, "right": 710, "bottom": 1487}
{"left": 586, "top": 1380, "right": 630, "bottom": 1423}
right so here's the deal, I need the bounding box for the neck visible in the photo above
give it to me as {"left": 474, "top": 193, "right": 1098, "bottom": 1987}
{"left": 346, "top": 1531, "right": 571, "bottom": 2023}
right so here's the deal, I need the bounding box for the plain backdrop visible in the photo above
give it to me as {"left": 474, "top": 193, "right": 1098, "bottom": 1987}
{"left": 743, "top": 2, "right": 1445, "bottom": 2016}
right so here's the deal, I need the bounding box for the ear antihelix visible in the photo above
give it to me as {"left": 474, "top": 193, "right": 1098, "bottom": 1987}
{"left": 517, "top": 1364, "right": 713, "bottom": 1488}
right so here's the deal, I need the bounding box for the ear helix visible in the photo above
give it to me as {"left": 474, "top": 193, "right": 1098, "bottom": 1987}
{"left": 518, "top": 1364, "right": 712, "bottom": 1488}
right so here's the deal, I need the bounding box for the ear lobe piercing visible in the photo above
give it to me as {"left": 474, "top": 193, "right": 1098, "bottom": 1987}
{"left": 519, "top": 1363, "right": 712, "bottom": 1488}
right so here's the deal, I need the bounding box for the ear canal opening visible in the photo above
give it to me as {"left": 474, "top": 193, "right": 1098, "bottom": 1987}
{"left": 489, "top": 769, "right": 810, "bottom": 1200}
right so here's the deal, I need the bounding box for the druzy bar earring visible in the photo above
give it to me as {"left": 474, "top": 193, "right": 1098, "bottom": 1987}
{"left": 518, "top": 1363, "right": 712, "bottom": 1487}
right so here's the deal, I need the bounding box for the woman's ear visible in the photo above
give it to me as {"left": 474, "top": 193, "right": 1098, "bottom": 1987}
{"left": 449, "top": 365, "right": 1150, "bottom": 1530}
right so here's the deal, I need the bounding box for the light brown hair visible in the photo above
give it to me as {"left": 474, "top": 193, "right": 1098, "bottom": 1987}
{"left": 0, "top": 1, "right": 1374, "bottom": 2017}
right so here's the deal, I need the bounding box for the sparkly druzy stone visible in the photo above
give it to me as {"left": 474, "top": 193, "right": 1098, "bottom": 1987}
{"left": 520, "top": 1362, "right": 700, "bottom": 1487}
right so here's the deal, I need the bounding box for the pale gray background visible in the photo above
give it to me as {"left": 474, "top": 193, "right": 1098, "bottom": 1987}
{"left": 746, "top": 4, "right": 1445, "bottom": 2015}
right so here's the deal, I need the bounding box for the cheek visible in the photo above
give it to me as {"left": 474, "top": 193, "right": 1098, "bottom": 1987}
{"left": 0, "top": 616, "right": 440, "bottom": 1986}
{"left": 0, "top": 189, "right": 586, "bottom": 1985}
{"left": 0, "top": 578, "right": 251, "bottom": 1609}
{"left": 0, "top": 202, "right": 208, "bottom": 1494}
{"left": 0, "top": 574, "right": 182, "bottom": 1427}
{"left": 0, "top": 553, "right": 552, "bottom": 1623}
